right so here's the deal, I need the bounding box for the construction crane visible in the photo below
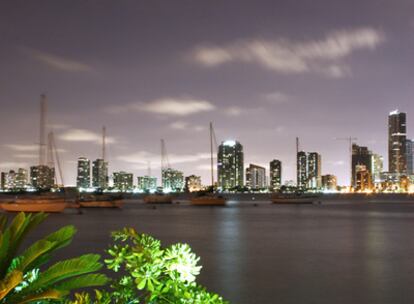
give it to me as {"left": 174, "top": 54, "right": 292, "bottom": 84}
{"left": 334, "top": 136, "right": 357, "bottom": 187}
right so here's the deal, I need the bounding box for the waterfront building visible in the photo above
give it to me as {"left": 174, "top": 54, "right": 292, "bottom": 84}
{"left": 113, "top": 171, "right": 133, "bottom": 191}
{"left": 297, "top": 151, "right": 307, "bottom": 190}
{"left": 217, "top": 140, "right": 244, "bottom": 191}
{"left": 137, "top": 176, "right": 157, "bottom": 192}
{"left": 388, "top": 110, "right": 407, "bottom": 174}
{"left": 246, "top": 164, "right": 266, "bottom": 190}
{"left": 371, "top": 153, "right": 384, "bottom": 183}
{"left": 307, "top": 152, "right": 322, "bottom": 189}
{"left": 296, "top": 151, "right": 321, "bottom": 190}
{"left": 269, "top": 159, "right": 282, "bottom": 192}
{"left": 15, "top": 168, "right": 28, "bottom": 189}
{"left": 92, "top": 158, "right": 108, "bottom": 189}
{"left": 406, "top": 139, "right": 414, "bottom": 175}
{"left": 30, "top": 165, "right": 55, "bottom": 190}
{"left": 352, "top": 144, "right": 372, "bottom": 188}
{"left": 355, "top": 165, "right": 373, "bottom": 191}
{"left": 162, "top": 168, "right": 184, "bottom": 192}
{"left": 399, "top": 175, "right": 410, "bottom": 192}
{"left": 321, "top": 174, "right": 337, "bottom": 191}
{"left": 76, "top": 157, "right": 91, "bottom": 189}
{"left": 185, "top": 175, "right": 203, "bottom": 192}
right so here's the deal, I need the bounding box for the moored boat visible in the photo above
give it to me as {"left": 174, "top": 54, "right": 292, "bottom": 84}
{"left": 79, "top": 200, "right": 123, "bottom": 208}
{"left": 190, "top": 195, "right": 226, "bottom": 206}
{"left": 0, "top": 199, "right": 67, "bottom": 213}
{"left": 144, "top": 194, "right": 173, "bottom": 204}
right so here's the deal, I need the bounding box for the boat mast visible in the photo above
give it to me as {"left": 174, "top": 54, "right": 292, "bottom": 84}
{"left": 210, "top": 122, "right": 214, "bottom": 188}
{"left": 39, "top": 94, "right": 47, "bottom": 166}
{"left": 102, "top": 126, "right": 106, "bottom": 161}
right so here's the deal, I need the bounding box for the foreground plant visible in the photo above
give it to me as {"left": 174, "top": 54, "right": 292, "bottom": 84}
{"left": 69, "top": 228, "right": 228, "bottom": 303}
{"left": 0, "top": 212, "right": 109, "bottom": 303}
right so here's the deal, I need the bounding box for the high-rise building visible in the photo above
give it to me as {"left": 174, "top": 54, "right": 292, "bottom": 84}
{"left": 185, "top": 175, "right": 202, "bottom": 192}
{"left": 321, "top": 174, "right": 337, "bottom": 191}
{"left": 15, "top": 168, "right": 28, "bottom": 189}
{"left": 296, "top": 151, "right": 321, "bottom": 190}
{"left": 406, "top": 139, "right": 414, "bottom": 175}
{"left": 297, "top": 151, "right": 307, "bottom": 190}
{"left": 371, "top": 154, "right": 384, "bottom": 183}
{"left": 162, "top": 168, "right": 184, "bottom": 192}
{"left": 137, "top": 176, "right": 157, "bottom": 192}
{"left": 92, "top": 159, "right": 108, "bottom": 189}
{"left": 246, "top": 164, "right": 266, "bottom": 190}
{"left": 352, "top": 144, "right": 372, "bottom": 188}
{"left": 30, "top": 165, "right": 55, "bottom": 190}
{"left": 113, "top": 171, "right": 133, "bottom": 191}
{"left": 388, "top": 110, "right": 407, "bottom": 174}
{"left": 76, "top": 157, "right": 91, "bottom": 189}
{"left": 217, "top": 140, "right": 244, "bottom": 190}
{"left": 269, "top": 159, "right": 282, "bottom": 192}
{"left": 355, "top": 164, "right": 372, "bottom": 191}
{"left": 307, "top": 152, "right": 322, "bottom": 189}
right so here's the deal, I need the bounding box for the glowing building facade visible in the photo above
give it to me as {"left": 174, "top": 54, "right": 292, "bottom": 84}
{"left": 137, "top": 176, "right": 157, "bottom": 192}
{"left": 162, "top": 168, "right": 184, "bottom": 192}
{"left": 246, "top": 164, "right": 266, "bottom": 190}
{"left": 388, "top": 110, "right": 407, "bottom": 174}
{"left": 113, "top": 171, "right": 133, "bottom": 191}
{"left": 217, "top": 140, "right": 244, "bottom": 190}
{"left": 92, "top": 159, "right": 108, "bottom": 189}
{"left": 76, "top": 157, "right": 91, "bottom": 189}
{"left": 30, "top": 165, "right": 55, "bottom": 190}
{"left": 269, "top": 159, "right": 282, "bottom": 192}
{"left": 185, "top": 175, "right": 202, "bottom": 192}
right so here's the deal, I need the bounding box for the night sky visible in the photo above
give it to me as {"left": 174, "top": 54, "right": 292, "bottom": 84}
{"left": 1, "top": 0, "right": 413, "bottom": 186}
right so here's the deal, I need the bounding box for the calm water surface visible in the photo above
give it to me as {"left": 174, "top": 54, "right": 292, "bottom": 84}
{"left": 21, "top": 201, "right": 414, "bottom": 304}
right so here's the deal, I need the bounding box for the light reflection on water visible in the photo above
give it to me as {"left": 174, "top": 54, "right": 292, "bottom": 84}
{"left": 18, "top": 201, "right": 414, "bottom": 304}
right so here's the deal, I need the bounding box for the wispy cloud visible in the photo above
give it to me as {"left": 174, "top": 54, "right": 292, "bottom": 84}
{"left": 4, "top": 144, "right": 38, "bottom": 152}
{"left": 27, "top": 49, "right": 93, "bottom": 72}
{"left": 107, "top": 97, "right": 216, "bottom": 116}
{"left": 15, "top": 154, "right": 38, "bottom": 159}
{"left": 263, "top": 91, "right": 290, "bottom": 104}
{"left": 59, "top": 129, "right": 115, "bottom": 144}
{"left": 169, "top": 121, "right": 205, "bottom": 132}
{"left": 224, "top": 106, "right": 243, "bottom": 116}
{"left": 118, "top": 151, "right": 211, "bottom": 169}
{"left": 191, "top": 27, "right": 385, "bottom": 78}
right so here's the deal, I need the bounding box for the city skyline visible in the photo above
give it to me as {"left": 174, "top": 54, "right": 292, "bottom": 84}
{"left": 1, "top": 1, "right": 414, "bottom": 186}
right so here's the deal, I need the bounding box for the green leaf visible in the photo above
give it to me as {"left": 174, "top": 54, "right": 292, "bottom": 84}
{"left": 55, "top": 273, "right": 109, "bottom": 291}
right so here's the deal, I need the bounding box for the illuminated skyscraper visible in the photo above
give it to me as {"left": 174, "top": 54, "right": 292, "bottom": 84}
{"left": 162, "top": 168, "right": 184, "bottom": 192}
{"left": 137, "top": 176, "right": 157, "bottom": 192}
{"left": 388, "top": 110, "right": 407, "bottom": 174}
{"left": 321, "top": 174, "right": 337, "bottom": 191}
{"left": 307, "top": 152, "right": 322, "bottom": 189}
{"left": 371, "top": 154, "right": 384, "bottom": 183}
{"left": 352, "top": 144, "right": 372, "bottom": 188}
{"left": 217, "top": 140, "right": 244, "bottom": 190}
{"left": 406, "top": 139, "right": 413, "bottom": 175}
{"left": 246, "top": 164, "right": 266, "bottom": 190}
{"left": 92, "top": 158, "right": 108, "bottom": 189}
{"left": 76, "top": 157, "right": 91, "bottom": 189}
{"left": 30, "top": 165, "right": 54, "bottom": 190}
{"left": 113, "top": 171, "right": 133, "bottom": 191}
{"left": 355, "top": 164, "right": 372, "bottom": 191}
{"left": 269, "top": 159, "right": 282, "bottom": 192}
{"left": 296, "top": 151, "right": 307, "bottom": 190}
{"left": 185, "top": 175, "right": 202, "bottom": 192}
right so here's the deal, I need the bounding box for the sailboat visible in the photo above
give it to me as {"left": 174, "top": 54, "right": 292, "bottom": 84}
{"left": 190, "top": 123, "right": 226, "bottom": 206}
{"left": 1, "top": 95, "right": 68, "bottom": 213}
{"left": 143, "top": 139, "right": 173, "bottom": 204}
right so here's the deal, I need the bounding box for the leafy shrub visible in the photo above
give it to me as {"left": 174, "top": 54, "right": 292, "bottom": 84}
{"left": 0, "top": 212, "right": 109, "bottom": 303}
{"left": 68, "top": 228, "right": 228, "bottom": 304}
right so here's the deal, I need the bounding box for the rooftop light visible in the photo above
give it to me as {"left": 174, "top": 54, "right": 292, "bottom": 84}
{"left": 223, "top": 140, "right": 237, "bottom": 147}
